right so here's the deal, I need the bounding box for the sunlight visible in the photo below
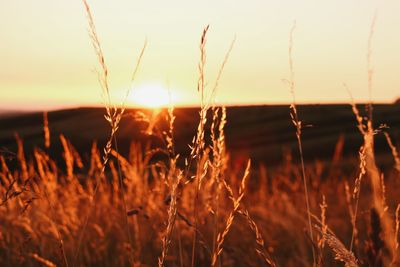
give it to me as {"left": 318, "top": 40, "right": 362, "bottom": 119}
{"left": 129, "top": 83, "right": 172, "bottom": 108}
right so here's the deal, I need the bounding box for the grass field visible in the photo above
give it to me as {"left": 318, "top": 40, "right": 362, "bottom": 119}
{"left": 1, "top": 104, "right": 400, "bottom": 166}
{"left": 1, "top": 103, "right": 400, "bottom": 267}
{"left": 1, "top": 1, "right": 400, "bottom": 266}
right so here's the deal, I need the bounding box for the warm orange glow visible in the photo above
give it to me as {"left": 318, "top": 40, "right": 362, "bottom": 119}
{"left": 129, "top": 84, "right": 172, "bottom": 108}
{"left": 1, "top": 1, "right": 400, "bottom": 110}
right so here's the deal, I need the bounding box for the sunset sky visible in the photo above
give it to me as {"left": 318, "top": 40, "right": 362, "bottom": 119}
{"left": 1, "top": 0, "right": 399, "bottom": 111}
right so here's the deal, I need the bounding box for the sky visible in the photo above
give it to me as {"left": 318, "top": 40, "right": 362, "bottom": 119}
{"left": 1, "top": 0, "right": 400, "bottom": 111}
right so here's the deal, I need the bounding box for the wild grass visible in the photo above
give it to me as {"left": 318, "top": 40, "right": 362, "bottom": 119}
{"left": 1, "top": 3, "right": 400, "bottom": 267}
{"left": 1, "top": 113, "right": 400, "bottom": 266}
{"left": 286, "top": 21, "right": 316, "bottom": 266}
{"left": 76, "top": 1, "right": 146, "bottom": 265}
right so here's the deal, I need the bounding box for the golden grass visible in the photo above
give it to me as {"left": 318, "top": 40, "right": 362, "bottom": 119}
{"left": 1, "top": 4, "right": 400, "bottom": 267}
{"left": 286, "top": 20, "right": 315, "bottom": 265}
{"left": 43, "top": 112, "right": 50, "bottom": 149}
{"left": 211, "top": 160, "right": 250, "bottom": 266}
{"left": 1, "top": 122, "right": 400, "bottom": 266}
{"left": 321, "top": 230, "right": 359, "bottom": 267}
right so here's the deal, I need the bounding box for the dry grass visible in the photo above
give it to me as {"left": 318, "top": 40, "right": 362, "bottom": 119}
{"left": 1, "top": 117, "right": 400, "bottom": 266}
{"left": 211, "top": 160, "right": 250, "bottom": 266}
{"left": 1, "top": 4, "right": 400, "bottom": 267}
{"left": 321, "top": 229, "right": 359, "bottom": 267}
{"left": 286, "top": 21, "right": 316, "bottom": 265}
{"left": 43, "top": 112, "right": 50, "bottom": 149}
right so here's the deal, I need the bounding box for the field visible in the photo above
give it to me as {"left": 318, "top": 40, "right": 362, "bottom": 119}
{"left": 1, "top": 103, "right": 400, "bottom": 267}
{"left": 1, "top": 104, "right": 400, "bottom": 167}
{"left": 2, "top": 1, "right": 400, "bottom": 267}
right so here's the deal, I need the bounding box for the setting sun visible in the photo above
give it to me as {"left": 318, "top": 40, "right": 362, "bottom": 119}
{"left": 129, "top": 84, "right": 172, "bottom": 108}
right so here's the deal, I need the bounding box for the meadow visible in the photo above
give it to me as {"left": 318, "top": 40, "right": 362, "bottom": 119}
{"left": 1, "top": 1, "right": 400, "bottom": 267}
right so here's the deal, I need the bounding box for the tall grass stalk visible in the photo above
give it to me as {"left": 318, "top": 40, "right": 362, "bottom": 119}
{"left": 213, "top": 114, "right": 275, "bottom": 266}
{"left": 240, "top": 208, "right": 276, "bottom": 266}
{"left": 383, "top": 132, "right": 400, "bottom": 172}
{"left": 211, "top": 160, "right": 251, "bottom": 266}
{"left": 43, "top": 112, "right": 50, "bottom": 149}
{"left": 206, "top": 38, "right": 235, "bottom": 109}
{"left": 347, "top": 14, "right": 397, "bottom": 263}
{"left": 158, "top": 170, "right": 182, "bottom": 267}
{"left": 75, "top": 0, "right": 146, "bottom": 265}
{"left": 42, "top": 184, "right": 69, "bottom": 267}
{"left": 395, "top": 204, "right": 400, "bottom": 250}
{"left": 190, "top": 25, "right": 209, "bottom": 267}
{"left": 158, "top": 95, "right": 181, "bottom": 267}
{"left": 350, "top": 146, "right": 366, "bottom": 252}
{"left": 210, "top": 106, "right": 225, "bottom": 264}
{"left": 317, "top": 195, "right": 328, "bottom": 266}
{"left": 286, "top": 21, "right": 316, "bottom": 265}
{"left": 366, "top": 12, "right": 377, "bottom": 123}
{"left": 208, "top": 38, "right": 234, "bottom": 267}
{"left": 188, "top": 25, "right": 235, "bottom": 267}
{"left": 33, "top": 148, "right": 69, "bottom": 267}
{"left": 364, "top": 14, "right": 396, "bottom": 261}
{"left": 344, "top": 88, "right": 368, "bottom": 253}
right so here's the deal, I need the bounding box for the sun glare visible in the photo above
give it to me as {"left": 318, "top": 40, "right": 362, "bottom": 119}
{"left": 130, "top": 84, "right": 172, "bottom": 108}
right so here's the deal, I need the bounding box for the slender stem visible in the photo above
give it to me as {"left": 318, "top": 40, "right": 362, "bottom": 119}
{"left": 113, "top": 134, "right": 135, "bottom": 264}
{"left": 288, "top": 21, "right": 316, "bottom": 266}
{"left": 43, "top": 187, "right": 69, "bottom": 267}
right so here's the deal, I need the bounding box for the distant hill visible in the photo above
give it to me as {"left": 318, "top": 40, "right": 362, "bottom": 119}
{"left": 0, "top": 109, "right": 28, "bottom": 118}
{"left": 1, "top": 104, "right": 400, "bottom": 169}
